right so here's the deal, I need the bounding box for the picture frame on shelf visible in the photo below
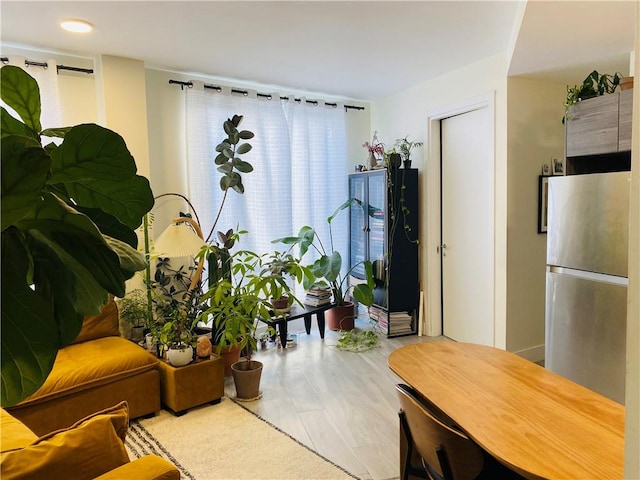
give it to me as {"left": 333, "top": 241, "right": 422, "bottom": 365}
{"left": 538, "top": 175, "right": 550, "bottom": 234}
{"left": 552, "top": 158, "right": 564, "bottom": 175}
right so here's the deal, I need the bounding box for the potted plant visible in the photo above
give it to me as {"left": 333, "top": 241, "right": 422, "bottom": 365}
{"left": 259, "top": 251, "right": 309, "bottom": 312}
{"left": 153, "top": 291, "right": 202, "bottom": 366}
{"left": 395, "top": 136, "right": 423, "bottom": 169}
{"left": 198, "top": 238, "right": 274, "bottom": 398}
{"left": 0, "top": 65, "right": 154, "bottom": 407}
{"left": 116, "top": 289, "right": 151, "bottom": 343}
{"left": 563, "top": 70, "right": 622, "bottom": 122}
{"left": 273, "top": 199, "right": 376, "bottom": 331}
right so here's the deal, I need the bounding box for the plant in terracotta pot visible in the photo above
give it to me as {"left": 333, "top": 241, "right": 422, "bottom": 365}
{"left": 258, "top": 251, "right": 310, "bottom": 312}
{"left": 273, "top": 199, "right": 375, "bottom": 331}
{"left": 198, "top": 237, "right": 275, "bottom": 398}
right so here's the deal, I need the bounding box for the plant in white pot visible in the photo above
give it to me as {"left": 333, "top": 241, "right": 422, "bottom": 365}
{"left": 273, "top": 199, "right": 376, "bottom": 331}
{"left": 154, "top": 294, "right": 201, "bottom": 366}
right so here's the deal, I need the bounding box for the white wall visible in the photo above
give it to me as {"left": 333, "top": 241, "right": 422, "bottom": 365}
{"left": 371, "top": 53, "right": 509, "bottom": 349}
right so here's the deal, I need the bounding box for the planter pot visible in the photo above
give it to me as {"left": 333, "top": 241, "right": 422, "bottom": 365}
{"left": 231, "top": 360, "right": 263, "bottom": 400}
{"left": 271, "top": 296, "right": 290, "bottom": 313}
{"left": 403, "top": 159, "right": 412, "bottom": 169}
{"left": 216, "top": 344, "right": 242, "bottom": 376}
{"left": 130, "top": 325, "right": 145, "bottom": 343}
{"left": 167, "top": 345, "right": 193, "bottom": 367}
{"left": 389, "top": 153, "right": 402, "bottom": 168}
{"left": 326, "top": 302, "right": 356, "bottom": 331}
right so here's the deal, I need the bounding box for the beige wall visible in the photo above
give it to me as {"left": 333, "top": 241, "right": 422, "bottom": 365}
{"left": 98, "top": 55, "right": 151, "bottom": 178}
{"left": 506, "top": 77, "right": 566, "bottom": 359}
{"left": 371, "top": 53, "right": 510, "bottom": 349}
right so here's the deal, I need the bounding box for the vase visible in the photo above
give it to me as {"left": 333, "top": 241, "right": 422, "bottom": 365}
{"left": 389, "top": 153, "right": 402, "bottom": 169}
{"left": 403, "top": 159, "right": 412, "bottom": 169}
{"left": 368, "top": 152, "right": 377, "bottom": 169}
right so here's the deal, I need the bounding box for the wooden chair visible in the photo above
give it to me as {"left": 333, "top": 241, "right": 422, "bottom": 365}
{"left": 396, "top": 384, "right": 523, "bottom": 480}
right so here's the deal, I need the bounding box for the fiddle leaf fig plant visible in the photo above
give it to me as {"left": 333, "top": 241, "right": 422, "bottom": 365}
{"left": 1, "top": 65, "right": 154, "bottom": 407}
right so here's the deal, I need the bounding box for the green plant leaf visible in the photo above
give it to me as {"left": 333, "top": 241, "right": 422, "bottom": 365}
{"left": 352, "top": 284, "right": 374, "bottom": 306}
{"left": 41, "top": 127, "right": 71, "bottom": 139}
{"left": 104, "top": 235, "right": 146, "bottom": 274}
{"left": 217, "top": 163, "right": 233, "bottom": 174}
{"left": 19, "top": 193, "right": 128, "bottom": 299}
{"left": 58, "top": 175, "right": 154, "bottom": 230}
{"left": 48, "top": 124, "right": 136, "bottom": 183}
{"left": 236, "top": 143, "right": 252, "bottom": 154}
{"left": 74, "top": 206, "right": 138, "bottom": 248}
{"left": 0, "top": 65, "right": 42, "bottom": 133}
{"left": 223, "top": 120, "right": 235, "bottom": 135}
{"left": 1, "top": 107, "right": 39, "bottom": 140}
{"left": 1, "top": 136, "right": 51, "bottom": 230}
{"left": 233, "top": 159, "right": 254, "bottom": 173}
{"left": 214, "top": 153, "right": 227, "bottom": 165}
{"left": 238, "top": 130, "right": 254, "bottom": 140}
{"left": 1, "top": 231, "right": 59, "bottom": 407}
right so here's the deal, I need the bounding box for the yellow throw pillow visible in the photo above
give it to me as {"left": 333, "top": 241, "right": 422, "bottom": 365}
{"left": 0, "top": 401, "right": 130, "bottom": 480}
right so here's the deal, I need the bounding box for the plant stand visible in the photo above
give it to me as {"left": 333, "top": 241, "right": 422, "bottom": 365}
{"left": 158, "top": 355, "right": 224, "bottom": 416}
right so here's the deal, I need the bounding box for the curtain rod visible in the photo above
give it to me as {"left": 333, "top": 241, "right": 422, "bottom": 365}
{"left": 0, "top": 57, "right": 93, "bottom": 75}
{"left": 168, "top": 79, "right": 365, "bottom": 111}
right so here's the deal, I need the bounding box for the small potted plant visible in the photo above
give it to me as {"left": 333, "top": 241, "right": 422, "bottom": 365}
{"left": 117, "top": 289, "right": 151, "bottom": 343}
{"left": 154, "top": 293, "right": 201, "bottom": 366}
{"left": 259, "top": 251, "right": 309, "bottom": 312}
{"left": 395, "top": 136, "right": 423, "bottom": 169}
{"left": 563, "top": 70, "right": 622, "bottom": 123}
{"left": 273, "top": 199, "right": 376, "bottom": 331}
{"left": 362, "top": 131, "right": 385, "bottom": 170}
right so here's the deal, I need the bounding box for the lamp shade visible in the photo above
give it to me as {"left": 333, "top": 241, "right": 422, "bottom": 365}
{"left": 153, "top": 221, "right": 206, "bottom": 258}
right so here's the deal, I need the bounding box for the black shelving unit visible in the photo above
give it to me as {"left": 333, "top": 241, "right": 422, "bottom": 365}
{"left": 348, "top": 168, "right": 419, "bottom": 337}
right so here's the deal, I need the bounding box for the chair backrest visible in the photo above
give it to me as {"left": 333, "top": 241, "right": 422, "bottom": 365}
{"left": 396, "top": 384, "right": 485, "bottom": 480}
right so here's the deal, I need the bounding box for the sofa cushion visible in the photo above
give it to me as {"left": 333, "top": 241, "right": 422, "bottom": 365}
{"left": 17, "top": 337, "right": 158, "bottom": 408}
{"left": 0, "top": 409, "right": 37, "bottom": 453}
{"left": 0, "top": 401, "right": 130, "bottom": 480}
{"left": 73, "top": 296, "right": 120, "bottom": 344}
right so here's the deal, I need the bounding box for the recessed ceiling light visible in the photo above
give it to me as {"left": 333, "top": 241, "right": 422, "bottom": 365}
{"left": 61, "top": 19, "right": 93, "bottom": 33}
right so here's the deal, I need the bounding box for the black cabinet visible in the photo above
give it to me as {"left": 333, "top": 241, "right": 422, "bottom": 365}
{"left": 348, "top": 168, "right": 419, "bottom": 336}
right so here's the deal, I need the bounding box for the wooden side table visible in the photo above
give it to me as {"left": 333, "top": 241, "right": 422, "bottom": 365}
{"left": 157, "top": 355, "right": 224, "bottom": 416}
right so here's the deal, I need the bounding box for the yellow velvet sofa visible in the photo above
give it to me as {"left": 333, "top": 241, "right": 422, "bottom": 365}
{"left": 1, "top": 401, "right": 179, "bottom": 480}
{"left": 5, "top": 298, "right": 161, "bottom": 436}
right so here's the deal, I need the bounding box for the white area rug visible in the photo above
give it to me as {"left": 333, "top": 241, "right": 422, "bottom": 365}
{"left": 126, "top": 397, "right": 358, "bottom": 480}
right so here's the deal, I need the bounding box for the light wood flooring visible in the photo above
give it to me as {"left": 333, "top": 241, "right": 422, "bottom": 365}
{"left": 223, "top": 316, "right": 448, "bottom": 480}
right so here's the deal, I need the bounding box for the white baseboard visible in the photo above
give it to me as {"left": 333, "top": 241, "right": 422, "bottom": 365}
{"left": 513, "top": 344, "right": 545, "bottom": 364}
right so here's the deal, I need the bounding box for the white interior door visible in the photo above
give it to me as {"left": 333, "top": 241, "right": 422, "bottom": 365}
{"left": 441, "top": 108, "right": 494, "bottom": 345}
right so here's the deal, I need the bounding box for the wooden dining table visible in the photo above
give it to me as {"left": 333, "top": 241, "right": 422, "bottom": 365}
{"left": 388, "top": 341, "right": 625, "bottom": 480}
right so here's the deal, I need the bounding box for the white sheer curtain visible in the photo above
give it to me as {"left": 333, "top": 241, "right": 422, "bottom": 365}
{"left": 0, "top": 57, "right": 63, "bottom": 132}
{"left": 185, "top": 83, "right": 348, "bottom": 263}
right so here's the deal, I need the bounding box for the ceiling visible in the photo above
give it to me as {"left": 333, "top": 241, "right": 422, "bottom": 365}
{"left": 0, "top": 1, "right": 636, "bottom": 101}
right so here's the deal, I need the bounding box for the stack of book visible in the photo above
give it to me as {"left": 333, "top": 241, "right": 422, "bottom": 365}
{"left": 369, "top": 305, "right": 414, "bottom": 335}
{"left": 304, "top": 287, "right": 332, "bottom": 306}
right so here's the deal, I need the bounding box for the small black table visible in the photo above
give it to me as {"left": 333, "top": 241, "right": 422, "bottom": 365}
{"left": 259, "top": 303, "right": 335, "bottom": 348}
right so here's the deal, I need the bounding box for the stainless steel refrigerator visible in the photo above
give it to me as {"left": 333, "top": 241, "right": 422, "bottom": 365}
{"left": 545, "top": 172, "right": 630, "bottom": 405}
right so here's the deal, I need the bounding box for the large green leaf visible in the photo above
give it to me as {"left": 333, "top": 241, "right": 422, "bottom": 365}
{"left": 104, "top": 235, "right": 147, "bottom": 274}
{"left": 19, "top": 193, "right": 128, "bottom": 299}
{"left": 48, "top": 124, "right": 136, "bottom": 183}
{"left": 1, "top": 107, "right": 39, "bottom": 141}
{"left": 56, "top": 175, "right": 154, "bottom": 230}
{"left": 0, "top": 65, "right": 42, "bottom": 133}
{"left": 1, "top": 136, "right": 51, "bottom": 231}
{"left": 74, "top": 207, "right": 138, "bottom": 248}
{"left": 1, "top": 230, "right": 58, "bottom": 407}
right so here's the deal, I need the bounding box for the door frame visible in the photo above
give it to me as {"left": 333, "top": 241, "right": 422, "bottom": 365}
{"left": 422, "top": 92, "right": 495, "bottom": 338}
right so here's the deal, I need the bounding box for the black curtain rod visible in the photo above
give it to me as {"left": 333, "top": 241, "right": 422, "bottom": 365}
{"left": 168, "top": 79, "right": 365, "bottom": 111}
{"left": 0, "top": 57, "right": 93, "bottom": 74}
